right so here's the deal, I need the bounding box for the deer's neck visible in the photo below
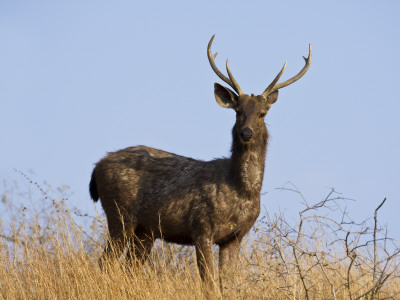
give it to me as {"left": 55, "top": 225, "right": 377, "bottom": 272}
{"left": 230, "top": 131, "right": 268, "bottom": 195}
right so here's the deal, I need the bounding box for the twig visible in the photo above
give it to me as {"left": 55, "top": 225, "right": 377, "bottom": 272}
{"left": 373, "top": 198, "right": 386, "bottom": 282}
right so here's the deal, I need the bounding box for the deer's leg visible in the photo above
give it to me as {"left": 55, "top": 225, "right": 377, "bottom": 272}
{"left": 219, "top": 238, "right": 241, "bottom": 290}
{"left": 126, "top": 226, "right": 155, "bottom": 265}
{"left": 195, "top": 236, "right": 216, "bottom": 286}
{"left": 99, "top": 211, "right": 135, "bottom": 269}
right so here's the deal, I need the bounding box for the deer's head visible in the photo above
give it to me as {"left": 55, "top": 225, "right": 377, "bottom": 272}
{"left": 208, "top": 35, "right": 311, "bottom": 145}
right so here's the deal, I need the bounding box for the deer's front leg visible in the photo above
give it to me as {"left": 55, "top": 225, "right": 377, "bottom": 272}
{"left": 219, "top": 238, "right": 241, "bottom": 290}
{"left": 195, "top": 236, "right": 216, "bottom": 286}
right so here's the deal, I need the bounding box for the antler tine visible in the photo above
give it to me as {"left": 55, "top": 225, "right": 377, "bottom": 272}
{"left": 207, "top": 35, "right": 243, "bottom": 95}
{"left": 262, "top": 61, "right": 287, "bottom": 97}
{"left": 263, "top": 44, "right": 312, "bottom": 96}
{"left": 226, "top": 59, "right": 243, "bottom": 95}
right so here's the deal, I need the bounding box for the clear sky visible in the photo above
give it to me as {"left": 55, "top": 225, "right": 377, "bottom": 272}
{"left": 1, "top": 2, "right": 399, "bottom": 238}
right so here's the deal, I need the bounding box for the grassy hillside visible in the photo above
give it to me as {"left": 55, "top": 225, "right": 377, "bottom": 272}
{"left": 1, "top": 178, "right": 399, "bottom": 299}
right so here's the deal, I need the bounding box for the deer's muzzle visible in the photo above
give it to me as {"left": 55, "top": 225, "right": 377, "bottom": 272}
{"left": 240, "top": 128, "right": 253, "bottom": 142}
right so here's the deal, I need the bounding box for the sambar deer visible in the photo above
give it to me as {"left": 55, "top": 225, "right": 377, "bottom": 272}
{"left": 89, "top": 35, "right": 311, "bottom": 285}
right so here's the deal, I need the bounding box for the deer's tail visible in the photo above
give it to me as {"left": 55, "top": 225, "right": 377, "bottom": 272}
{"left": 89, "top": 169, "right": 99, "bottom": 202}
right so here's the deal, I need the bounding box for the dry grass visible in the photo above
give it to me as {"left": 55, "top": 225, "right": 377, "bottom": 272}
{"left": 1, "top": 177, "right": 400, "bottom": 299}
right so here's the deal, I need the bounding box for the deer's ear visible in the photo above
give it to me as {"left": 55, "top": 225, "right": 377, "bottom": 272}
{"left": 214, "top": 83, "right": 238, "bottom": 109}
{"left": 266, "top": 90, "right": 279, "bottom": 106}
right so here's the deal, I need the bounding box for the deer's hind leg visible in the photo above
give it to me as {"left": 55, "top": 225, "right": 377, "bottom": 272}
{"left": 126, "top": 225, "right": 155, "bottom": 265}
{"left": 98, "top": 205, "right": 136, "bottom": 269}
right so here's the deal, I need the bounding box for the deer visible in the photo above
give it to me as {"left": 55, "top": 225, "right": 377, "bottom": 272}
{"left": 89, "top": 35, "right": 311, "bottom": 286}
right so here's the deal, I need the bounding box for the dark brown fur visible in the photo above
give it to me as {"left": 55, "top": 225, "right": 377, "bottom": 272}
{"left": 89, "top": 90, "right": 278, "bottom": 284}
{"left": 89, "top": 36, "right": 311, "bottom": 285}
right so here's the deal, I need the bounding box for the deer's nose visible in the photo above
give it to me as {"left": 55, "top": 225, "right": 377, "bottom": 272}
{"left": 240, "top": 128, "right": 253, "bottom": 142}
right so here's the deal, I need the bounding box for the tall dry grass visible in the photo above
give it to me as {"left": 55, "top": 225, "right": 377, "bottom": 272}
{"left": 1, "top": 175, "right": 399, "bottom": 299}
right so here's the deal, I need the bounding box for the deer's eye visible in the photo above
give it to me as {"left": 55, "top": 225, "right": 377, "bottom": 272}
{"left": 259, "top": 112, "right": 266, "bottom": 118}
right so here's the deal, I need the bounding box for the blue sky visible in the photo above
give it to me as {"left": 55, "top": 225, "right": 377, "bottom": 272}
{"left": 1, "top": 2, "right": 399, "bottom": 238}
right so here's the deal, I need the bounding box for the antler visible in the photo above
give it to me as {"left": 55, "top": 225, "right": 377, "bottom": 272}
{"left": 207, "top": 35, "right": 243, "bottom": 95}
{"left": 262, "top": 44, "right": 312, "bottom": 97}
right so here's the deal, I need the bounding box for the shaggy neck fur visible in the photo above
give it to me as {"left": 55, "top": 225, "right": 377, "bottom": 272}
{"left": 230, "top": 127, "right": 268, "bottom": 195}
